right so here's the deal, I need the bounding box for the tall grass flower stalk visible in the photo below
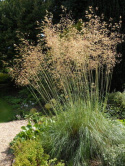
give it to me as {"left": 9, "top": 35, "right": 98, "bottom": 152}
{"left": 11, "top": 7, "right": 123, "bottom": 105}
{"left": 10, "top": 7, "right": 125, "bottom": 165}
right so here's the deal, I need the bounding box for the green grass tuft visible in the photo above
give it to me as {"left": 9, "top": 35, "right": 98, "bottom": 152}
{"left": 41, "top": 99, "right": 125, "bottom": 166}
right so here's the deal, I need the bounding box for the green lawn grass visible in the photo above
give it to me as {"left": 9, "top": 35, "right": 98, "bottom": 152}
{"left": 0, "top": 98, "right": 14, "bottom": 122}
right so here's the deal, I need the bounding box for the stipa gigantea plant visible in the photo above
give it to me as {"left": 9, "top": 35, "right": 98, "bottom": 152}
{"left": 11, "top": 6, "right": 123, "bottom": 105}
{"left": 10, "top": 6, "right": 125, "bottom": 165}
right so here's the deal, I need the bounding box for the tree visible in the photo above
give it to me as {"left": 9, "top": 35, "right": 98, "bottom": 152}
{"left": 0, "top": 0, "right": 52, "bottom": 71}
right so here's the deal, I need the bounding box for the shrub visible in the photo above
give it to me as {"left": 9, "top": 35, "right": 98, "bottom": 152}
{"left": 107, "top": 92, "right": 125, "bottom": 119}
{"left": 11, "top": 139, "right": 65, "bottom": 166}
{"left": 10, "top": 115, "right": 53, "bottom": 145}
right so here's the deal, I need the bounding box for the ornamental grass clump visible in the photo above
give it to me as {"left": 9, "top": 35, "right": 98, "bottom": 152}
{"left": 41, "top": 100, "right": 125, "bottom": 166}
{"left": 10, "top": 6, "right": 125, "bottom": 166}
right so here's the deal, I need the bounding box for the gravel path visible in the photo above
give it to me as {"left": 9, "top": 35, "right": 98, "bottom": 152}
{"left": 0, "top": 120, "right": 27, "bottom": 166}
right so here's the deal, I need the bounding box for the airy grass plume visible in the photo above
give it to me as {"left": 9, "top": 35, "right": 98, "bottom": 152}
{"left": 10, "top": 6, "right": 123, "bottom": 104}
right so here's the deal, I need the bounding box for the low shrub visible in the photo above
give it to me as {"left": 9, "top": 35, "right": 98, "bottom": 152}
{"left": 11, "top": 123, "right": 40, "bottom": 142}
{"left": 10, "top": 115, "right": 52, "bottom": 145}
{"left": 11, "top": 139, "right": 65, "bottom": 166}
{"left": 107, "top": 92, "right": 125, "bottom": 119}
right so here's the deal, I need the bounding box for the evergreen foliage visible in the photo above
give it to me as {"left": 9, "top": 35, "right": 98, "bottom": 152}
{"left": 0, "top": 0, "right": 51, "bottom": 70}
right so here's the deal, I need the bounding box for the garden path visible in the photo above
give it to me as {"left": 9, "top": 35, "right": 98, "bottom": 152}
{"left": 0, "top": 120, "right": 27, "bottom": 166}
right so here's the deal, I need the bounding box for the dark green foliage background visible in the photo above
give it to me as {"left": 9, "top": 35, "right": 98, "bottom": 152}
{"left": 0, "top": 0, "right": 52, "bottom": 70}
